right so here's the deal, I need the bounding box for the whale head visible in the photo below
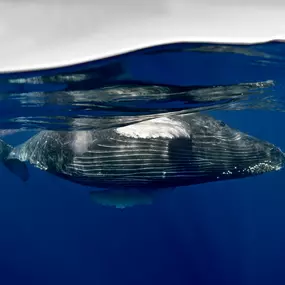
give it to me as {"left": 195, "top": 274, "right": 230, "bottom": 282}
{"left": 183, "top": 113, "right": 285, "bottom": 184}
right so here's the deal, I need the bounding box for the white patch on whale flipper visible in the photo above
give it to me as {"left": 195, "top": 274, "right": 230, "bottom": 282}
{"left": 115, "top": 117, "right": 190, "bottom": 139}
{"left": 89, "top": 189, "right": 153, "bottom": 209}
{"left": 71, "top": 131, "right": 93, "bottom": 154}
{"left": 89, "top": 187, "right": 175, "bottom": 209}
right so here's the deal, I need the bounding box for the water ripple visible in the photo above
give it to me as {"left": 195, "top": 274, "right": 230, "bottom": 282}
{"left": 0, "top": 40, "right": 284, "bottom": 130}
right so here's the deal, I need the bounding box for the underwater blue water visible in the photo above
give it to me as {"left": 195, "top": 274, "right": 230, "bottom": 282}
{"left": 0, "top": 41, "right": 285, "bottom": 285}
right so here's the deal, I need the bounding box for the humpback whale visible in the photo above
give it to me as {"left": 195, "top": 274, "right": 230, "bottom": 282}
{"left": 0, "top": 113, "right": 284, "bottom": 208}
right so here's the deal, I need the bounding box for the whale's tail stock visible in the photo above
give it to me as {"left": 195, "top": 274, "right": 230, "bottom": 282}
{"left": 0, "top": 139, "right": 29, "bottom": 182}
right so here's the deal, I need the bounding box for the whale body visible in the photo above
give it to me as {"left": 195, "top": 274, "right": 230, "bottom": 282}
{"left": 0, "top": 113, "right": 284, "bottom": 208}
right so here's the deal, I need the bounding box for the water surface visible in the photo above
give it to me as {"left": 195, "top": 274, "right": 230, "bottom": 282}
{"left": 0, "top": 41, "right": 285, "bottom": 131}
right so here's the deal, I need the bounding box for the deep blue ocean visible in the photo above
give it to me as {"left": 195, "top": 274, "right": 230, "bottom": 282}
{"left": 0, "top": 41, "right": 285, "bottom": 285}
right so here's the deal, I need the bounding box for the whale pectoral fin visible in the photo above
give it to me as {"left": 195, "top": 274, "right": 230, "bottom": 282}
{"left": 89, "top": 189, "right": 154, "bottom": 209}
{"left": 89, "top": 187, "right": 176, "bottom": 209}
{"left": 4, "top": 159, "right": 30, "bottom": 182}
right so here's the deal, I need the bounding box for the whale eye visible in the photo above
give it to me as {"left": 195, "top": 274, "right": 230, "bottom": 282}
{"left": 218, "top": 120, "right": 226, "bottom": 127}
